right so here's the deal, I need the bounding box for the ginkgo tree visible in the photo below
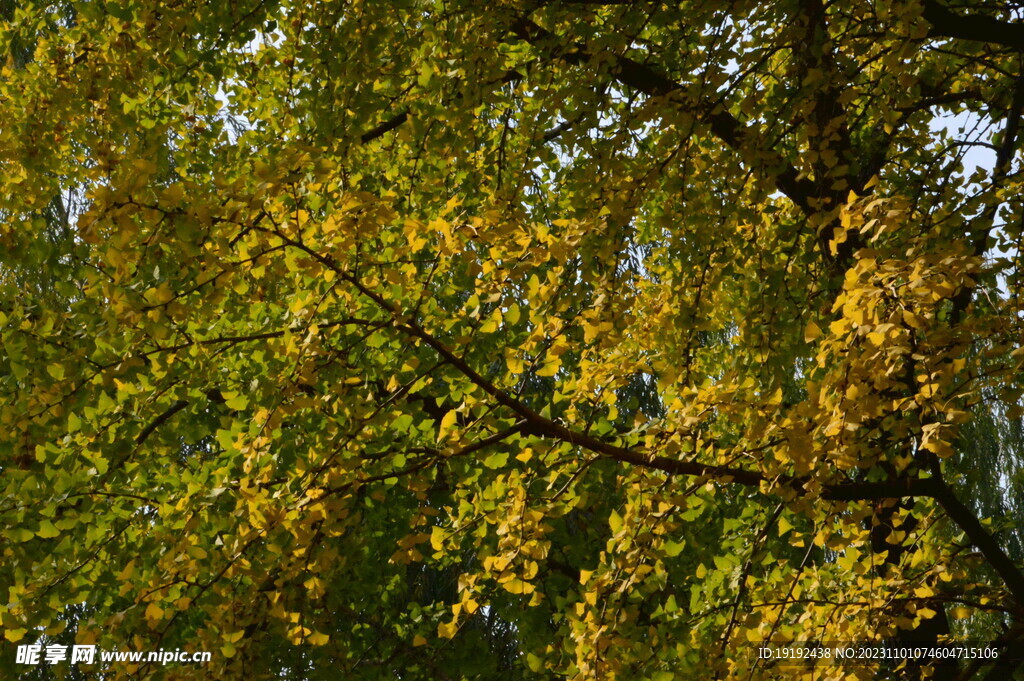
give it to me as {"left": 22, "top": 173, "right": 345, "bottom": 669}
{"left": 2, "top": 0, "right": 1024, "bottom": 679}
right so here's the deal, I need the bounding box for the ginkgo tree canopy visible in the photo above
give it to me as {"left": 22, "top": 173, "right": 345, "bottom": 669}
{"left": 2, "top": 0, "right": 1024, "bottom": 679}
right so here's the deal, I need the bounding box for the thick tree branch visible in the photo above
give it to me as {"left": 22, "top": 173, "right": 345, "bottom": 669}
{"left": 932, "top": 483, "right": 1024, "bottom": 606}
{"left": 271, "top": 229, "right": 1024, "bottom": 608}
{"left": 509, "top": 17, "right": 820, "bottom": 216}
{"left": 360, "top": 111, "right": 409, "bottom": 144}
{"left": 134, "top": 399, "right": 188, "bottom": 446}
{"left": 922, "top": 0, "right": 1024, "bottom": 51}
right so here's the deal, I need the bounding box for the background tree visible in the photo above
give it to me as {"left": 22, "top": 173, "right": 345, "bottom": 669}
{"left": 2, "top": 0, "right": 1024, "bottom": 679}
